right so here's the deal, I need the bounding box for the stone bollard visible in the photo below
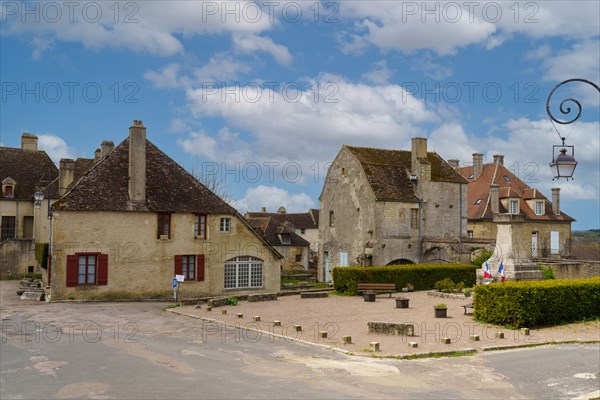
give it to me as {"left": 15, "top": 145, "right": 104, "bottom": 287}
{"left": 206, "top": 307, "right": 212, "bottom": 311}
{"left": 237, "top": 313, "right": 244, "bottom": 318}
{"left": 470, "top": 335, "right": 480, "bottom": 341}
{"left": 408, "top": 342, "right": 418, "bottom": 348}
{"left": 520, "top": 328, "right": 530, "bottom": 336}
{"left": 221, "top": 309, "right": 227, "bottom": 315}
{"left": 294, "top": 325, "right": 302, "bottom": 332}
{"left": 195, "top": 305, "right": 202, "bottom": 309}
{"left": 495, "top": 332, "right": 504, "bottom": 339}
{"left": 319, "top": 331, "right": 327, "bottom": 338}
{"left": 441, "top": 337, "right": 451, "bottom": 344}
{"left": 253, "top": 316, "right": 261, "bottom": 322}
{"left": 342, "top": 336, "right": 352, "bottom": 344}
{"left": 370, "top": 342, "right": 380, "bottom": 351}
{"left": 273, "top": 320, "right": 282, "bottom": 327}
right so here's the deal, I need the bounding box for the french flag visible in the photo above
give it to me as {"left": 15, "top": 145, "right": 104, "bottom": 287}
{"left": 484, "top": 261, "right": 491, "bottom": 278}
{"left": 498, "top": 261, "right": 505, "bottom": 282}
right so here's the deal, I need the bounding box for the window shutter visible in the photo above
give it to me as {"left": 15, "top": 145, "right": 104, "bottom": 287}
{"left": 97, "top": 254, "right": 108, "bottom": 285}
{"left": 66, "top": 255, "right": 78, "bottom": 287}
{"left": 174, "top": 255, "right": 183, "bottom": 275}
{"left": 197, "top": 254, "right": 205, "bottom": 281}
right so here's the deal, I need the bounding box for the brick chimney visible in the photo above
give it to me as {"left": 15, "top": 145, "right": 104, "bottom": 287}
{"left": 551, "top": 188, "right": 560, "bottom": 215}
{"left": 21, "top": 133, "right": 38, "bottom": 151}
{"left": 493, "top": 154, "right": 504, "bottom": 165}
{"left": 128, "top": 120, "right": 146, "bottom": 204}
{"left": 94, "top": 148, "right": 101, "bottom": 162}
{"left": 411, "top": 137, "right": 428, "bottom": 166}
{"left": 447, "top": 159, "right": 459, "bottom": 168}
{"left": 277, "top": 206, "right": 286, "bottom": 214}
{"left": 261, "top": 207, "right": 267, "bottom": 213}
{"left": 59, "top": 159, "right": 75, "bottom": 196}
{"left": 101, "top": 140, "right": 115, "bottom": 158}
{"left": 490, "top": 184, "right": 500, "bottom": 214}
{"left": 472, "top": 153, "right": 483, "bottom": 180}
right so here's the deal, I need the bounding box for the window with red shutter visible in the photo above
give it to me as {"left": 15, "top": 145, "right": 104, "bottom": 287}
{"left": 197, "top": 254, "right": 205, "bottom": 281}
{"left": 174, "top": 255, "right": 183, "bottom": 276}
{"left": 66, "top": 255, "right": 78, "bottom": 287}
{"left": 97, "top": 254, "right": 108, "bottom": 285}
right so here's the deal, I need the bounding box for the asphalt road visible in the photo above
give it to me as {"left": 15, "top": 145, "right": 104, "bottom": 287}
{"left": 1, "top": 282, "right": 599, "bottom": 399}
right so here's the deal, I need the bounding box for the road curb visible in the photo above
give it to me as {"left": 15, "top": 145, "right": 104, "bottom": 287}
{"left": 482, "top": 340, "right": 600, "bottom": 352}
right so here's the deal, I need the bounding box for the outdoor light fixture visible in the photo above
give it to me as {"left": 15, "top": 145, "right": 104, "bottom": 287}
{"left": 34, "top": 191, "right": 44, "bottom": 209}
{"left": 546, "top": 78, "right": 600, "bottom": 180}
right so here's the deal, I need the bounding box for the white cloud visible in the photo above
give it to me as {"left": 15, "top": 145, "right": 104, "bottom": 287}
{"left": 30, "top": 37, "right": 53, "bottom": 61}
{"left": 144, "top": 63, "right": 186, "bottom": 89}
{"left": 361, "top": 60, "right": 392, "bottom": 85}
{"left": 410, "top": 53, "right": 454, "bottom": 80}
{"left": 542, "top": 40, "right": 600, "bottom": 83}
{"left": 177, "top": 127, "right": 252, "bottom": 163}
{"left": 194, "top": 53, "right": 252, "bottom": 82}
{"left": 38, "top": 134, "right": 75, "bottom": 163}
{"left": 233, "top": 185, "right": 316, "bottom": 213}
{"left": 232, "top": 33, "right": 293, "bottom": 65}
{"left": 3, "top": 1, "right": 273, "bottom": 58}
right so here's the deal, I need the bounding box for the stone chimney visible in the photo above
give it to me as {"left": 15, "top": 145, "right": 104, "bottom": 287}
{"left": 551, "top": 188, "right": 560, "bottom": 215}
{"left": 411, "top": 137, "right": 428, "bottom": 166}
{"left": 490, "top": 184, "right": 500, "bottom": 214}
{"left": 493, "top": 154, "right": 504, "bottom": 165}
{"left": 277, "top": 206, "right": 287, "bottom": 214}
{"left": 21, "top": 133, "right": 38, "bottom": 151}
{"left": 59, "top": 159, "right": 75, "bottom": 196}
{"left": 128, "top": 120, "right": 146, "bottom": 204}
{"left": 101, "top": 140, "right": 115, "bottom": 158}
{"left": 94, "top": 148, "right": 102, "bottom": 162}
{"left": 261, "top": 207, "right": 267, "bottom": 213}
{"left": 472, "top": 153, "right": 483, "bottom": 180}
{"left": 447, "top": 159, "right": 459, "bottom": 168}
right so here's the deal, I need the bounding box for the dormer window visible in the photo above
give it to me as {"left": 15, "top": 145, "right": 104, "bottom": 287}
{"left": 2, "top": 177, "right": 16, "bottom": 198}
{"left": 535, "top": 201, "right": 544, "bottom": 216}
{"left": 475, "top": 199, "right": 482, "bottom": 205}
{"left": 503, "top": 176, "right": 510, "bottom": 182}
{"left": 509, "top": 199, "right": 519, "bottom": 214}
{"left": 280, "top": 233, "right": 291, "bottom": 244}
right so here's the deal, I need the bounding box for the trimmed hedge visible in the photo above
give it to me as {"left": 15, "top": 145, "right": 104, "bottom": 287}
{"left": 474, "top": 277, "right": 600, "bottom": 328}
{"left": 332, "top": 264, "right": 477, "bottom": 295}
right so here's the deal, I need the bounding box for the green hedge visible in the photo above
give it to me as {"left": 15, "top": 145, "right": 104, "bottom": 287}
{"left": 474, "top": 277, "right": 600, "bottom": 328}
{"left": 35, "top": 243, "right": 49, "bottom": 269}
{"left": 332, "top": 264, "right": 477, "bottom": 295}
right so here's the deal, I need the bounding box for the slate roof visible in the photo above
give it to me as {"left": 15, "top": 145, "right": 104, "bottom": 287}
{"left": 245, "top": 209, "right": 319, "bottom": 230}
{"left": 44, "top": 158, "right": 95, "bottom": 197}
{"left": 245, "top": 216, "right": 311, "bottom": 247}
{"left": 345, "top": 146, "right": 467, "bottom": 202}
{"left": 53, "top": 137, "right": 236, "bottom": 214}
{"left": 0, "top": 146, "right": 59, "bottom": 200}
{"left": 456, "top": 162, "right": 574, "bottom": 222}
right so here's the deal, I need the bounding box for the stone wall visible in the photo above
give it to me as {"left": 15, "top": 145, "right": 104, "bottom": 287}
{"left": 0, "top": 239, "right": 38, "bottom": 276}
{"left": 367, "top": 321, "right": 414, "bottom": 336}
{"left": 537, "top": 259, "right": 600, "bottom": 280}
{"left": 50, "top": 210, "right": 281, "bottom": 300}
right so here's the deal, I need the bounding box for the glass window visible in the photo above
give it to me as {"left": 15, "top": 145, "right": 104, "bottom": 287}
{"left": 224, "top": 257, "right": 263, "bottom": 289}
{"left": 220, "top": 218, "right": 231, "bottom": 233}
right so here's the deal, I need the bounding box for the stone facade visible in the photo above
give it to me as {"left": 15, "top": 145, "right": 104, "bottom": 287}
{"left": 318, "top": 138, "right": 470, "bottom": 282}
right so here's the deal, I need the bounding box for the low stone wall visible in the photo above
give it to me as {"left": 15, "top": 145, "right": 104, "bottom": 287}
{"left": 0, "top": 239, "right": 37, "bottom": 277}
{"left": 427, "top": 291, "right": 470, "bottom": 300}
{"left": 301, "top": 292, "right": 328, "bottom": 299}
{"left": 207, "top": 297, "right": 229, "bottom": 307}
{"left": 367, "top": 321, "right": 414, "bottom": 336}
{"left": 536, "top": 259, "right": 600, "bottom": 280}
{"left": 248, "top": 293, "right": 277, "bottom": 302}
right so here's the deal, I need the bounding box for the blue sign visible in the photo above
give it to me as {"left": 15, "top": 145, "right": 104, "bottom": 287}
{"left": 172, "top": 278, "right": 178, "bottom": 288}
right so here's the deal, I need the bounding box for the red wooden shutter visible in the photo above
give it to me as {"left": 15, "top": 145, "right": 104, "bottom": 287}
{"left": 174, "top": 255, "right": 183, "bottom": 275}
{"left": 66, "top": 255, "right": 78, "bottom": 287}
{"left": 97, "top": 254, "right": 108, "bottom": 285}
{"left": 197, "top": 254, "right": 205, "bottom": 281}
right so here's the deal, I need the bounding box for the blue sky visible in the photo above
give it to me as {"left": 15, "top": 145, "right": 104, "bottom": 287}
{"left": 1, "top": 1, "right": 599, "bottom": 229}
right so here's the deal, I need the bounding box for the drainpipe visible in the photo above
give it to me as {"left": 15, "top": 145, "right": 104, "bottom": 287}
{"left": 459, "top": 183, "right": 463, "bottom": 243}
{"left": 418, "top": 200, "right": 423, "bottom": 263}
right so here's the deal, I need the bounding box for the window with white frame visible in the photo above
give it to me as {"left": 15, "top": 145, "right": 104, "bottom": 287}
{"left": 224, "top": 256, "right": 263, "bottom": 289}
{"left": 220, "top": 217, "right": 231, "bottom": 233}
{"left": 467, "top": 230, "right": 474, "bottom": 238}
{"left": 535, "top": 201, "right": 544, "bottom": 216}
{"left": 509, "top": 200, "right": 519, "bottom": 214}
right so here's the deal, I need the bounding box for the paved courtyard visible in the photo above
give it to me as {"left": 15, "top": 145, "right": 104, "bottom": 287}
{"left": 174, "top": 291, "right": 600, "bottom": 356}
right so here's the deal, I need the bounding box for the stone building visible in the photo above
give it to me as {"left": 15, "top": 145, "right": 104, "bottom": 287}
{"left": 245, "top": 208, "right": 311, "bottom": 273}
{"left": 49, "top": 121, "right": 282, "bottom": 300}
{"left": 455, "top": 153, "right": 574, "bottom": 259}
{"left": 318, "top": 138, "right": 469, "bottom": 282}
{"left": 0, "top": 134, "right": 59, "bottom": 276}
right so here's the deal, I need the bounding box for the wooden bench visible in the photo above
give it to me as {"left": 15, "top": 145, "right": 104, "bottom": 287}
{"left": 462, "top": 302, "right": 474, "bottom": 315}
{"left": 357, "top": 283, "right": 396, "bottom": 298}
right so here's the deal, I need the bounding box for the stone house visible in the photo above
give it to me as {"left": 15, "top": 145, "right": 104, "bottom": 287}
{"left": 245, "top": 207, "right": 315, "bottom": 272}
{"left": 455, "top": 153, "right": 574, "bottom": 259}
{"left": 0, "top": 134, "right": 59, "bottom": 276}
{"left": 49, "top": 121, "right": 282, "bottom": 300}
{"left": 318, "top": 138, "right": 469, "bottom": 282}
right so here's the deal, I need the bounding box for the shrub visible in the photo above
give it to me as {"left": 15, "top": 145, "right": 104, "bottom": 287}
{"left": 227, "top": 296, "right": 238, "bottom": 306}
{"left": 471, "top": 250, "right": 493, "bottom": 267}
{"left": 434, "top": 303, "right": 447, "bottom": 309}
{"left": 434, "top": 278, "right": 465, "bottom": 293}
{"left": 537, "top": 265, "right": 555, "bottom": 280}
{"left": 332, "top": 264, "right": 477, "bottom": 295}
{"left": 35, "top": 243, "right": 49, "bottom": 269}
{"left": 474, "top": 277, "right": 600, "bottom": 328}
